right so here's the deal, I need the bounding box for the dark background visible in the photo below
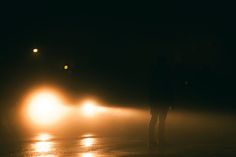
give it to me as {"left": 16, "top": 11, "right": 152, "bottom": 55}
{"left": 0, "top": 2, "right": 235, "bottom": 112}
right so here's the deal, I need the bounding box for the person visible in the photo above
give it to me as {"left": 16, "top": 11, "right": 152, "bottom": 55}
{"left": 148, "top": 55, "right": 175, "bottom": 148}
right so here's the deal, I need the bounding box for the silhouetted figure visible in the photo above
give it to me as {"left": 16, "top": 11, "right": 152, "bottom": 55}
{"left": 149, "top": 55, "right": 175, "bottom": 148}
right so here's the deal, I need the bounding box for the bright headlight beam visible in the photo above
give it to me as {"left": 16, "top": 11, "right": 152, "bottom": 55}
{"left": 27, "top": 92, "right": 65, "bottom": 126}
{"left": 81, "top": 100, "right": 107, "bottom": 117}
{"left": 82, "top": 101, "right": 96, "bottom": 117}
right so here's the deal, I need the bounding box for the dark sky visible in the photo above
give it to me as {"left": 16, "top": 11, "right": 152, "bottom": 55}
{"left": 0, "top": 2, "right": 235, "bottom": 110}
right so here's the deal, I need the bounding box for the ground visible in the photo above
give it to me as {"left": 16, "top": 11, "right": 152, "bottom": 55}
{"left": 0, "top": 109, "right": 236, "bottom": 156}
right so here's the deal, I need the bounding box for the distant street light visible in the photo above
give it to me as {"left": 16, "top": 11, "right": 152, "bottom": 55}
{"left": 32, "top": 48, "right": 39, "bottom": 56}
{"left": 64, "top": 65, "right": 69, "bottom": 70}
{"left": 33, "top": 48, "right": 39, "bottom": 53}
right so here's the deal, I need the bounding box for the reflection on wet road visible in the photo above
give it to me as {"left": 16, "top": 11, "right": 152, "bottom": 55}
{"left": 33, "top": 141, "right": 53, "bottom": 153}
{"left": 1, "top": 111, "right": 236, "bottom": 156}
{"left": 1, "top": 132, "right": 236, "bottom": 157}
{"left": 81, "top": 137, "right": 95, "bottom": 147}
{"left": 81, "top": 152, "right": 95, "bottom": 157}
{"left": 0, "top": 133, "right": 146, "bottom": 157}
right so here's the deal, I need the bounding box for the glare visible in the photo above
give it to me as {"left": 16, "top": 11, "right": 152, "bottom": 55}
{"left": 64, "top": 65, "right": 69, "bottom": 70}
{"left": 81, "top": 153, "right": 94, "bottom": 157}
{"left": 81, "top": 100, "right": 107, "bottom": 117}
{"left": 33, "top": 48, "right": 38, "bottom": 53}
{"left": 33, "top": 141, "right": 53, "bottom": 153}
{"left": 27, "top": 92, "right": 65, "bottom": 126}
{"left": 81, "top": 138, "right": 95, "bottom": 147}
{"left": 37, "top": 133, "right": 52, "bottom": 141}
{"left": 82, "top": 134, "right": 94, "bottom": 138}
{"left": 82, "top": 102, "right": 96, "bottom": 117}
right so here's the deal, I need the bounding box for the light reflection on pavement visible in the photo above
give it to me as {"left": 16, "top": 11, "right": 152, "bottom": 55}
{"left": 1, "top": 132, "right": 236, "bottom": 157}
{"left": 1, "top": 111, "right": 236, "bottom": 156}
{"left": 24, "top": 133, "right": 146, "bottom": 157}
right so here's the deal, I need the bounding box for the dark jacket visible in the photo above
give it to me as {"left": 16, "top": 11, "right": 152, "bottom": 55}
{"left": 149, "top": 57, "right": 175, "bottom": 109}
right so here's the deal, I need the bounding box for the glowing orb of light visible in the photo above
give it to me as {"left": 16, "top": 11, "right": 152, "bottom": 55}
{"left": 27, "top": 92, "right": 64, "bottom": 126}
{"left": 82, "top": 102, "right": 96, "bottom": 117}
{"left": 64, "top": 65, "right": 69, "bottom": 70}
{"left": 33, "top": 48, "right": 39, "bottom": 53}
{"left": 80, "top": 100, "right": 107, "bottom": 117}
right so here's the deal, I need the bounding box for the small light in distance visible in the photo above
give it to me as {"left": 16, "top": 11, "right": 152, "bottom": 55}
{"left": 33, "top": 48, "right": 39, "bottom": 53}
{"left": 64, "top": 65, "right": 69, "bottom": 70}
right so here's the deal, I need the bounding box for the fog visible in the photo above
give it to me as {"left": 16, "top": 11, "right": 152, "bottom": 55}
{"left": 1, "top": 101, "right": 236, "bottom": 156}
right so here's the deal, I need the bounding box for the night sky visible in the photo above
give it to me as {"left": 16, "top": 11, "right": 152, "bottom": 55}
{"left": 1, "top": 2, "right": 235, "bottom": 111}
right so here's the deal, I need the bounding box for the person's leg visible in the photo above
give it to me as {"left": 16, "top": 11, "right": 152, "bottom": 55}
{"left": 157, "top": 108, "right": 168, "bottom": 145}
{"left": 149, "top": 110, "right": 158, "bottom": 146}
